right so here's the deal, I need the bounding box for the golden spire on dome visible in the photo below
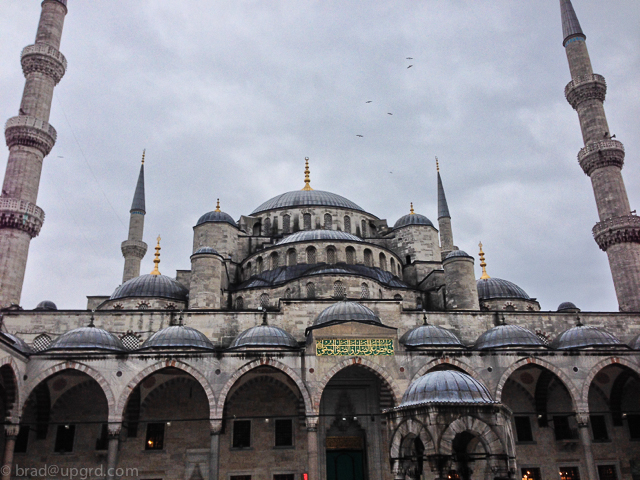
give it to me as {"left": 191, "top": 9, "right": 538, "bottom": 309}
{"left": 436, "top": 156, "right": 439, "bottom": 172}
{"left": 141, "top": 149, "right": 146, "bottom": 165}
{"left": 478, "top": 241, "right": 490, "bottom": 280}
{"left": 150, "top": 235, "right": 162, "bottom": 275}
{"left": 215, "top": 199, "right": 221, "bottom": 212}
{"left": 302, "top": 157, "right": 313, "bottom": 191}
{"left": 410, "top": 202, "right": 415, "bottom": 214}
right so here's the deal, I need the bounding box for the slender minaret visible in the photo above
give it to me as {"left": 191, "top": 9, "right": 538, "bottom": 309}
{"left": 436, "top": 157, "right": 454, "bottom": 260}
{"left": 0, "top": 0, "right": 68, "bottom": 307}
{"left": 561, "top": 0, "right": 640, "bottom": 312}
{"left": 121, "top": 151, "right": 148, "bottom": 283}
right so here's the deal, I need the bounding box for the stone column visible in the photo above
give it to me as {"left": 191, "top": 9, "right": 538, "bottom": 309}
{"left": 306, "top": 416, "right": 319, "bottom": 480}
{"left": 1, "top": 425, "right": 19, "bottom": 480}
{"left": 577, "top": 414, "right": 597, "bottom": 480}
{"left": 209, "top": 420, "right": 222, "bottom": 480}
{"left": 106, "top": 424, "right": 121, "bottom": 480}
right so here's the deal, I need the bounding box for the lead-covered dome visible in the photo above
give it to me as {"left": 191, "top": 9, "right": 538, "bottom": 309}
{"left": 474, "top": 324, "right": 546, "bottom": 349}
{"left": 400, "top": 324, "right": 464, "bottom": 348}
{"left": 394, "top": 213, "right": 434, "bottom": 229}
{"left": 550, "top": 325, "right": 623, "bottom": 350}
{"left": 35, "top": 300, "right": 57, "bottom": 311}
{"left": 252, "top": 190, "right": 366, "bottom": 215}
{"left": 229, "top": 324, "right": 298, "bottom": 349}
{"left": 557, "top": 302, "right": 580, "bottom": 313}
{"left": 477, "top": 277, "right": 530, "bottom": 300}
{"left": 110, "top": 274, "right": 188, "bottom": 301}
{"left": 46, "top": 327, "right": 126, "bottom": 352}
{"left": 139, "top": 326, "right": 214, "bottom": 350}
{"left": 313, "top": 301, "right": 381, "bottom": 326}
{"left": 277, "top": 230, "right": 362, "bottom": 245}
{"left": 3, "top": 333, "right": 32, "bottom": 354}
{"left": 399, "top": 370, "right": 497, "bottom": 408}
{"left": 445, "top": 250, "right": 472, "bottom": 260}
{"left": 196, "top": 210, "right": 237, "bottom": 228}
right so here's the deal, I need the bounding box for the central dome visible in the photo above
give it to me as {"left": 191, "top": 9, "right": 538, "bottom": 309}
{"left": 251, "top": 190, "right": 367, "bottom": 215}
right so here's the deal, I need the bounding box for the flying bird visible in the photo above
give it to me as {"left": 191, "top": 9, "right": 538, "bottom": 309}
{"left": 356, "top": 135, "right": 363, "bottom": 137}
{"left": 365, "top": 101, "right": 372, "bottom": 103}
{"left": 406, "top": 57, "right": 413, "bottom": 60}
{"left": 407, "top": 65, "right": 413, "bottom": 69}
{"left": 387, "top": 113, "right": 393, "bottom": 115}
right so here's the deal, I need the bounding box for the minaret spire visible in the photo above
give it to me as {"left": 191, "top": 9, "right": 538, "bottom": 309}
{"left": 121, "top": 151, "right": 148, "bottom": 283}
{"left": 302, "top": 157, "right": 313, "bottom": 191}
{"left": 0, "top": 0, "right": 69, "bottom": 307}
{"left": 561, "top": 0, "right": 640, "bottom": 312}
{"left": 436, "top": 157, "right": 454, "bottom": 259}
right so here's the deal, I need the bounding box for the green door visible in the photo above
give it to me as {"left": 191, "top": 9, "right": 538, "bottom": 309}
{"left": 326, "top": 450, "right": 364, "bottom": 480}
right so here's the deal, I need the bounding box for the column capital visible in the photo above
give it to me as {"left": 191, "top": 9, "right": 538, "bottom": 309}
{"left": 210, "top": 419, "right": 222, "bottom": 435}
{"left": 306, "top": 416, "right": 319, "bottom": 432}
{"left": 107, "top": 423, "right": 122, "bottom": 438}
{"left": 4, "top": 425, "right": 19, "bottom": 438}
{"left": 576, "top": 412, "right": 590, "bottom": 427}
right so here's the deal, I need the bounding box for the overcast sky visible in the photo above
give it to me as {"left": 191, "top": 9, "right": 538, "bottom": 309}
{"left": 1, "top": 1, "right": 639, "bottom": 312}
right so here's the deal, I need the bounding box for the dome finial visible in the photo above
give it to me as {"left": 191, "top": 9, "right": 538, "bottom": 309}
{"left": 141, "top": 149, "right": 146, "bottom": 165}
{"left": 436, "top": 156, "right": 439, "bottom": 172}
{"left": 302, "top": 157, "right": 313, "bottom": 191}
{"left": 150, "top": 235, "right": 162, "bottom": 275}
{"left": 215, "top": 198, "right": 221, "bottom": 212}
{"left": 89, "top": 310, "right": 96, "bottom": 328}
{"left": 576, "top": 315, "right": 583, "bottom": 327}
{"left": 262, "top": 309, "right": 268, "bottom": 326}
{"left": 410, "top": 202, "right": 415, "bottom": 215}
{"left": 422, "top": 310, "right": 428, "bottom": 325}
{"left": 478, "top": 242, "right": 491, "bottom": 280}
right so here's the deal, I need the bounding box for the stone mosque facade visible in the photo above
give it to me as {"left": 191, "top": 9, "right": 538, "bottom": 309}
{"left": 0, "top": 2, "right": 639, "bottom": 480}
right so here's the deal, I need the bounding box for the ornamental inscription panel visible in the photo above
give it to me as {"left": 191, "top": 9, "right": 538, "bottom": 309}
{"left": 316, "top": 339, "right": 394, "bottom": 356}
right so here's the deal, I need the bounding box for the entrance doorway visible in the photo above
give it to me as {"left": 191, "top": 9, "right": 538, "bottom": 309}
{"left": 326, "top": 450, "right": 365, "bottom": 480}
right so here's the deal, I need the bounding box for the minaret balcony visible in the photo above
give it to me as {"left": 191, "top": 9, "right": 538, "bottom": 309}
{"left": 577, "top": 139, "right": 625, "bottom": 176}
{"left": 593, "top": 215, "right": 640, "bottom": 251}
{"left": 5, "top": 116, "right": 57, "bottom": 156}
{"left": 21, "top": 44, "right": 67, "bottom": 85}
{"left": 121, "top": 239, "right": 148, "bottom": 259}
{"left": 565, "top": 74, "right": 606, "bottom": 109}
{"left": 0, "top": 198, "right": 45, "bottom": 237}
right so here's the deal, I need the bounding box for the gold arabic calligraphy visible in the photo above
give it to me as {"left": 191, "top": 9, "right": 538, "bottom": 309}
{"left": 316, "top": 338, "right": 394, "bottom": 356}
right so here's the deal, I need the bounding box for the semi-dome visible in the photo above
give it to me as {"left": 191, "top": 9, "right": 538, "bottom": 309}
{"left": 35, "top": 300, "right": 57, "bottom": 311}
{"left": 399, "top": 370, "right": 497, "bottom": 408}
{"left": 276, "top": 230, "right": 362, "bottom": 245}
{"left": 474, "top": 324, "right": 546, "bottom": 349}
{"left": 550, "top": 325, "right": 623, "bottom": 350}
{"left": 445, "top": 250, "right": 472, "bottom": 260}
{"left": 229, "top": 324, "right": 298, "bottom": 349}
{"left": 110, "top": 274, "right": 188, "bottom": 301}
{"left": 557, "top": 302, "right": 580, "bottom": 312}
{"left": 313, "top": 301, "right": 381, "bottom": 326}
{"left": 195, "top": 210, "right": 237, "bottom": 228}
{"left": 139, "top": 325, "right": 214, "bottom": 350}
{"left": 3, "top": 333, "right": 32, "bottom": 354}
{"left": 252, "top": 190, "right": 367, "bottom": 215}
{"left": 192, "top": 246, "right": 220, "bottom": 255}
{"left": 400, "top": 324, "right": 464, "bottom": 348}
{"left": 477, "top": 277, "right": 530, "bottom": 300}
{"left": 46, "top": 326, "right": 126, "bottom": 352}
{"left": 394, "top": 213, "right": 434, "bottom": 229}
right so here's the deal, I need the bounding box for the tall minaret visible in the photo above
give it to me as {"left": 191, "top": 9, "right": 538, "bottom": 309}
{"left": 0, "top": 0, "right": 68, "bottom": 307}
{"left": 120, "top": 151, "right": 148, "bottom": 283}
{"left": 436, "top": 158, "right": 454, "bottom": 260}
{"left": 561, "top": 0, "right": 640, "bottom": 312}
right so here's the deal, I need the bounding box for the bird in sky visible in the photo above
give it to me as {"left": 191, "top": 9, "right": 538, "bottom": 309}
{"left": 407, "top": 65, "right": 413, "bottom": 69}
{"left": 406, "top": 57, "right": 413, "bottom": 60}
{"left": 365, "top": 101, "right": 372, "bottom": 103}
{"left": 356, "top": 135, "right": 363, "bottom": 137}
{"left": 387, "top": 113, "right": 393, "bottom": 115}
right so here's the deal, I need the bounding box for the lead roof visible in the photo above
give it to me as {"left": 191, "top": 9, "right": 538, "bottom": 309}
{"left": 110, "top": 274, "right": 188, "bottom": 301}
{"left": 399, "top": 370, "right": 497, "bottom": 408}
{"left": 277, "top": 230, "right": 362, "bottom": 245}
{"left": 251, "top": 190, "right": 368, "bottom": 215}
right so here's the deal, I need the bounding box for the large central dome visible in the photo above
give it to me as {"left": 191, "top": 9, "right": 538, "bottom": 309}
{"left": 251, "top": 190, "right": 367, "bottom": 215}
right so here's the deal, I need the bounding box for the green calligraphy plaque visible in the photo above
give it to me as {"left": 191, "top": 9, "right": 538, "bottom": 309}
{"left": 316, "top": 338, "right": 394, "bottom": 356}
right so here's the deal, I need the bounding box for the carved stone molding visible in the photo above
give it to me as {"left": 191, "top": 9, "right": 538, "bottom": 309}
{"left": 593, "top": 215, "right": 640, "bottom": 251}
{"left": 565, "top": 74, "right": 606, "bottom": 109}
{"left": 107, "top": 423, "right": 122, "bottom": 438}
{"left": 4, "top": 424, "right": 19, "bottom": 438}
{"left": 0, "top": 198, "right": 45, "bottom": 237}
{"left": 121, "top": 240, "right": 148, "bottom": 259}
{"left": 21, "top": 44, "right": 67, "bottom": 85}
{"left": 210, "top": 419, "right": 222, "bottom": 435}
{"left": 578, "top": 140, "right": 625, "bottom": 176}
{"left": 306, "top": 415, "right": 319, "bottom": 431}
{"left": 5, "top": 115, "right": 57, "bottom": 156}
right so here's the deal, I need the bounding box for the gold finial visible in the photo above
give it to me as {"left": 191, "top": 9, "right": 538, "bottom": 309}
{"left": 436, "top": 156, "right": 439, "bottom": 172}
{"left": 141, "top": 149, "right": 146, "bottom": 165}
{"left": 215, "top": 198, "right": 221, "bottom": 212}
{"left": 150, "top": 235, "right": 162, "bottom": 275}
{"left": 410, "top": 202, "right": 415, "bottom": 214}
{"left": 302, "top": 157, "right": 313, "bottom": 191}
{"left": 478, "top": 242, "right": 490, "bottom": 280}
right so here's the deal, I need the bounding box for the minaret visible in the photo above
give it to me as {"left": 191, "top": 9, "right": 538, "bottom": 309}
{"left": 561, "top": 0, "right": 640, "bottom": 312}
{"left": 436, "top": 157, "right": 454, "bottom": 260}
{"left": 0, "top": 0, "right": 68, "bottom": 307}
{"left": 121, "top": 151, "right": 148, "bottom": 283}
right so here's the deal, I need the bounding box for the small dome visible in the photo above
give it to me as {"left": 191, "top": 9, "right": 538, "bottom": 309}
{"left": 139, "top": 326, "right": 214, "bottom": 350}
{"left": 3, "top": 333, "right": 32, "bottom": 354}
{"left": 229, "top": 324, "right": 298, "bottom": 349}
{"left": 394, "top": 213, "right": 434, "bottom": 229}
{"left": 252, "top": 190, "right": 366, "bottom": 215}
{"left": 35, "top": 300, "right": 57, "bottom": 311}
{"left": 400, "top": 324, "right": 464, "bottom": 348}
{"left": 193, "top": 246, "right": 220, "bottom": 255}
{"left": 445, "top": 250, "right": 472, "bottom": 260}
{"left": 474, "top": 324, "right": 546, "bottom": 349}
{"left": 477, "top": 277, "right": 530, "bottom": 300}
{"left": 277, "top": 230, "right": 362, "bottom": 245}
{"left": 47, "top": 327, "right": 126, "bottom": 352}
{"left": 557, "top": 302, "right": 580, "bottom": 312}
{"left": 550, "top": 325, "right": 622, "bottom": 350}
{"left": 195, "top": 210, "right": 237, "bottom": 228}
{"left": 314, "top": 301, "right": 381, "bottom": 326}
{"left": 110, "top": 274, "right": 188, "bottom": 301}
{"left": 399, "top": 370, "right": 496, "bottom": 408}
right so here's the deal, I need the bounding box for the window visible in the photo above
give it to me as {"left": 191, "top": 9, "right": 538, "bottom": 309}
{"left": 394, "top": 294, "right": 403, "bottom": 301}
{"left": 283, "top": 215, "right": 291, "bottom": 234}
{"left": 253, "top": 223, "right": 261, "bottom": 236}
{"left": 598, "top": 465, "right": 618, "bottom": 480}
{"left": 145, "top": 422, "right": 165, "bottom": 450}
{"left": 260, "top": 293, "right": 270, "bottom": 310}
{"left": 333, "top": 281, "right": 346, "bottom": 299}
{"left": 257, "top": 257, "right": 263, "bottom": 273}
{"left": 379, "top": 253, "right": 387, "bottom": 270}
{"left": 235, "top": 297, "right": 244, "bottom": 310}
{"left": 590, "top": 415, "right": 609, "bottom": 441}
{"left": 303, "top": 213, "right": 312, "bottom": 230}
{"left": 287, "top": 249, "right": 297, "bottom": 266}
{"left": 284, "top": 288, "right": 292, "bottom": 299}
{"left": 54, "top": 424, "right": 75, "bottom": 453}
{"left": 274, "top": 475, "right": 295, "bottom": 480}
{"left": 137, "top": 302, "right": 149, "bottom": 310}
{"left": 361, "top": 220, "right": 367, "bottom": 237}
{"left": 559, "top": 467, "right": 581, "bottom": 480}
{"left": 14, "top": 426, "right": 29, "bottom": 453}
{"left": 270, "top": 252, "right": 279, "bottom": 269}
{"left": 522, "top": 468, "right": 542, "bottom": 480}
{"left": 231, "top": 476, "right": 251, "bottom": 480}
{"left": 96, "top": 424, "right": 108, "bottom": 450}
{"left": 553, "top": 416, "right": 576, "bottom": 440}
{"left": 361, "top": 283, "right": 369, "bottom": 299}
{"left": 233, "top": 420, "right": 251, "bottom": 449}
{"left": 344, "top": 216, "right": 351, "bottom": 233}
{"left": 514, "top": 416, "right": 534, "bottom": 442}
{"left": 275, "top": 419, "right": 293, "bottom": 447}
{"left": 306, "top": 282, "right": 315, "bottom": 299}
{"left": 33, "top": 334, "right": 51, "bottom": 352}
{"left": 346, "top": 247, "right": 355, "bottom": 265}
{"left": 327, "top": 247, "right": 336, "bottom": 264}
{"left": 264, "top": 217, "right": 271, "bottom": 235}
{"left": 324, "top": 213, "right": 332, "bottom": 230}
{"left": 390, "top": 258, "right": 396, "bottom": 273}
{"left": 245, "top": 263, "right": 251, "bottom": 280}
{"left": 627, "top": 414, "right": 640, "bottom": 439}
{"left": 121, "top": 333, "right": 140, "bottom": 350}
{"left": 364, "top": 249, "right": 373, "bottom": 267}
{"left": 306, "top": 246, "right": 316, "bottom": 264}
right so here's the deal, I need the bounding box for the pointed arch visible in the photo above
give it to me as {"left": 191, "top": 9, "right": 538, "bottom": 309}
{"left": 115, "top": 360, "right": 215, "bottom": 423}
{"left": 389, "top": 417, "right": 435, "bottom": 459}
{"left": 0, "top": 357, "right": 22, "bottom": 422}
{"left": 21, "top": 362, "right": 117, "bottom": 422}
{"left": 410, "top": 357, "right": 480, "bottom": 385}
{"left": 313, "top": 357, "right": 402, "bottom": 411}
{"left": 438, "top": 416, "right": 504, "bottom": 456}
{"left": 215, "top": 358, "right": 313, "bottom": 418}
{"left": 581, "top": 357, "right": 640, "bottom": 407}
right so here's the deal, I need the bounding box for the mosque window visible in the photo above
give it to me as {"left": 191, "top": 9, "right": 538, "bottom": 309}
{"left": 306, "top": 246, "right": 316, "bottom": 264}
{"left": 597, "top": 466, "right": 618, "bottom": 480}
{"left": 559, "top": 467, "right": 581, "bottom": 480}
{"left": 394, "top": 294, "right": 403, "bottom": 301}
{"left": 113, "top": 303, "right": 124, "bottom": 310}
{"left": 137, "top": 301, "right": 149, "bottom": 310}
{"left": 245, "top": 263, "right": 252, "bottom": 280}
{"left": 264, "top": 217, "right": 271, "bottom": 235}
{"left": 54, "top": 424, "right": 75, "bottom": 453}
{"left": 284, "top": 288, "right": 291, "bottom": 299}
{"left": 346, "top": 247, "right": 355, "bottom": 265}
{"left": 235, "top": 297, "right": 244, "bottom": 310}
{"left": 333, "top": 281, "right": 346, "bottom": 299}
{"left": 521, "top": 468, "right": 541, "bottom": 480}
{"left": 303, "top": 213, "right": 312, "bottom": 230}
{"left": 390, "top": 258, "right": 396, "bottom": 273}
{"left": 628, "top": 414, "right": 640, "bottom": 439}
{"left": 232, "top": 420, "right": 251, "bottom": 449}
{"left": 283, "top": 214, "right": 291, "bottom": 234}
{"left": 145, "top": 423, "right": 165, "bottom": 450}
{"left": 361, "top": 220, "right": 367, "bottom": 237}
{"left": 590, "top": 415, "right": 608, "bottom": 441}
{"left": 514, "top": 416, "right": 534, "bottom": 442}
{"left": 121, "top": 333, "right": 140, "bottom": 350}
{"left": 361, "top": 283, "right": 369, "bottom": 299}
{"left": 504, "top": 302, "right": 516, "bottom": 311}
{"left": 274, "top": 419, "right": 293, "bottom": 447}
{"left": 32, "top": 334, "right": 51, "bottom": 352}
{"left": 379, "top": 289, "right": 383, "bottom": 299}
{"left": 270, "top": 252, "right": 279, "bottom": 269}
{"left": 257, "top": 257, "right": 264, "bottom": 273}
{"left": 164, "top": 303, "right": 176, "bottom": 310}
{"left": 364, "top": 249, "right": 373, "bottom": 267}
{"left": 253, "top": 223, "right": 261, "bottom": 236}
{"left": 327, "top": 247, "right": 336, "bottom": 264}
{"left": 287, "top": 248, "right": 297, "bottom": 266}
{"left": 324, "top": 213, "right": 332, "bottom": 230}
{"left": 344, "top": 216, "right": 351, "bottom": 233}
{"left": 379, "top": 252, "right": 387, "bottom": 271}
{"left": 231, "top": 477, "right": 252, "bottom": 480}
{"left": 274, "top": 475, "right": 294, "bottom": 480}
{"left": 553, "top": 416, "right": 577, "bottom": 440}
{"left": 306, "top": 283, "right": 315, "bottom": 299}
{"left": 14, "top": 426, "right": 29, "bottom": 453}
{"left": 260, "top": 293, "right": 270, "bottom": 310}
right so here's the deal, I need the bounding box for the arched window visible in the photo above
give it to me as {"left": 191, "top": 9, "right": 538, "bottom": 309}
{"left": 324, "top": 213, "right": 332, "bottom": 230}
{"left": 379, "top": 252, "right": 387, "bottom": 271}
{"left": 416, "top": 298, "right": 422, "bottom": 309}
{"left": 287, "top": 248, "right": 297, "bottom": 266}
{"left": 390, "top": 258, "right": 396, "bottom": 274}
{"left": 264, "top": 217, "right": 271, "bottom": 235}
{"left": 306, "top": 282, "right": 315, "bottom": 299}
{"left": 394, "top": 294, "right": 403, "bottom": 301}
{"left": 260, "top": 293, "right": 270, "bottom": 309}
{"left": 235, "top": 297, "right": 244, "bottom": 310}
{"left": 303, "top": 213, "right": 312, "bottom": 230}
{"left": 306, "top": 246, "right": 316, "bottom": 264}
{"left": 326, "top": 246, "right": 336, "bottom": 265}
{"left": 282, "top": 214, "right": 291, "bottom": 234}
{"left": 378, "top": 289, "right": 383, "bottom": 299}
{"left": 364, "top": 249, "right": 373, "bottom": 267}
{"left": 270, "top": 252, "right": 279, "bottom": 269}
{"left": 406, "top": 255, "right": 411, "bottom": 265}
{"left": 33, "top": 333, "right": 51, "bottom": 352}
{"left": 245, "top": 262, "right": 252, "bottom": 280}
{"left": 361, "top": 283, "right": 369, "bottom": 299}
{"left": 333, "top": 281, "right": 346, "bottom": 299}
{"left": 137, "top": 302, "right": 149, "bottom": 310}
{"left": 361, "top": 220, "right": 367, "bottom": 237}
{"left": 346, "top": 247, "right": 356, "bottom": 265}
{"left": 120, "top": 333, "right": 140, "bottom": 350}
{"left": 284, "top": 288, "right": 292, "bottom": 299}
{"left": 256, "top": 257, "right": 263, "bottom": 273}
{"left": 253, "top": 223, "right": 261, "bottom": 236}
{"left": 344, "top": 216, "right": 351, "bottom": 233}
